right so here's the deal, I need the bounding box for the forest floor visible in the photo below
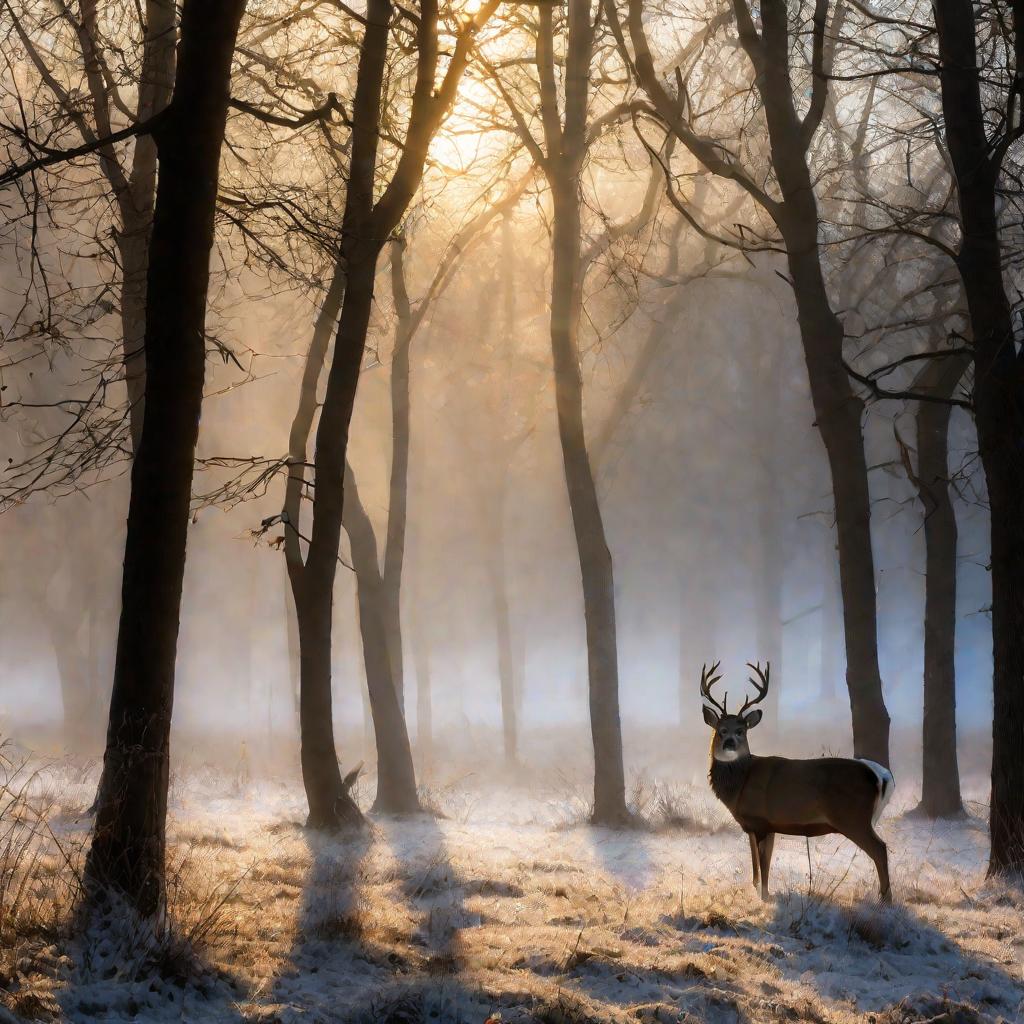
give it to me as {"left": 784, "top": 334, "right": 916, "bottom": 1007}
{"left": 2, "top": 752, "right": 1023, "bottom": 1024}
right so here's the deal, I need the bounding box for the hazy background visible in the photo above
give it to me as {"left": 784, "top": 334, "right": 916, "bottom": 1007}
{"left": 0, "top": 186, "right": 993, "bottom": 784}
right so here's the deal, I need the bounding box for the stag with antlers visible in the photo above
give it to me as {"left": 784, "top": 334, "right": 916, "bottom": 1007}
{"left": 700, "top": 662, "right": 895, "bottom": 902}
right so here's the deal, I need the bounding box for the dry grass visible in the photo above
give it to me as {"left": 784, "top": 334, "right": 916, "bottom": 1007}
{"left": 1, "top": 755, "right": 1022, "bottom": 1024}
{"left": 0, "top": 742, "right": 83, "bottom": 1010}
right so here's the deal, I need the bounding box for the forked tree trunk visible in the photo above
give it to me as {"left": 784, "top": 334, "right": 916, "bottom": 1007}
{"left": 933, "top": 0, "right": 1024, "bottom": 873}
{"left": 85, "top": 0, "right": 247, "bottom": 917}
{"left": 282, "top": 0, "right": 390, "bottom": 828}
{"left": 295, "top": 246, "right": 382, "bottom": 825}
{"left": 282, "top": 0, "right": 496, "bottom": 825}
{"left": 911, "top": 355, "right": 969, "bottom": 818}
{"left": 344, "top": 468, "right": 420, "bottom": 812}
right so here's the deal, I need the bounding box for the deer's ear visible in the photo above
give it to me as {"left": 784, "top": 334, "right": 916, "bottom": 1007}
{"left": 342, "top": 762, "right": 363, "bottom": 790}
{"left": 743, "top": 709, "right": 763, "bottom": 729}
{"left": 702, "top": 705, "right": 720, "bottom": 728}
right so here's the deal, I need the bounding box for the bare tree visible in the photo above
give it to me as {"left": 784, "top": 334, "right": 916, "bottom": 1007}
{"left": 929, "top": 0, "right": 1024, "bottom": 871}
{"left": 619, "top": 0, "right": 892, "bottom": 764}
{"left": 279, "top": 0, "right": 500, "bottom": 824}
{"left": 485, "top": 0, "right": 651, "bottom": 822}
{"left": 84, "top": 0, "right": 248, "bottom": 916}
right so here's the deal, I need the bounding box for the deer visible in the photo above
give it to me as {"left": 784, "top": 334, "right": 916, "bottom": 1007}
{"left": 700, "top": 661, "right": 895, "bottom": 902}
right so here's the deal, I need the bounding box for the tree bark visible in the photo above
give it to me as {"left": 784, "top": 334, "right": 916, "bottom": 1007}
{"left": 530, "top": 0, "right": 629, "bottom": 825}
{"left": 281, "top": 0, "right": 496, "bottom": 825}
{"left": 117, "top": 0, "right": 177, "bottom": 450}
{"left": 820, "top": 532, "right": 844, "bottom": 703}
{"left": 74, "top": 0, "right": 176, "bottom": 451}
{"left": 382, "top": 237, "right": 414, "bottom": 711}
{"left": 84, "top": 0, "right": 247, "bottom": 917}
{"left": 550, "top": 176, "right": 628, "bottom": 824}
{"left": 284, "top": 0, "right": 390, "bottom": 828}
{"left": 910, "top": 355, "right": 969, "bottom": 818}
{"left": 933, "top": 0, "right": 1024, "bottom": 872}
{"left": 344, "top": 467, "right": 421, "bottom": 812}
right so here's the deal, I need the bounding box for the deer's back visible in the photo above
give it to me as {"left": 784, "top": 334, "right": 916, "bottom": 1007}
{"left": 729, "top": 755, "right": 880, "bottom": 837}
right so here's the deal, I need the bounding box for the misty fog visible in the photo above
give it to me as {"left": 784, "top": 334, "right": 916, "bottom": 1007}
{"left": 1, "top": 1, "right": 1022, "bottom": 1021}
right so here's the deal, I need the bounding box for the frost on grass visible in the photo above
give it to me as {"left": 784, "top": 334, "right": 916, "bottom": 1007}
{"left": 1, "top": 757, "right": 1022, "bottom": 1024}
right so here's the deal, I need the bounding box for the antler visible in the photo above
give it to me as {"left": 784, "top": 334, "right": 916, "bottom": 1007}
{"left": 739, "top": 662, "right": 771, "bottom": 716}
{"left": 699, "top": 661, "right": 727, "bottom": 715}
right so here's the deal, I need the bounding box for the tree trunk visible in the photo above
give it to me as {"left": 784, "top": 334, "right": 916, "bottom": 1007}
{"left": 284, "top": 0, "right": 391, "bottom": 830}
{"left": 285, "top": 561, "right": 301, "bottom": 721}
{"left": 117, "top": 0, "right": 177, "bottom": 450}
{"left": 550, "top": 179, "right": 628, "bottom": 825}
{"left": 820, "top": 533, "right": 844, "bottom": 703}
{"left": 623, "top": 0, "right": 891, "bottom": 765}
{"left": 911, "top": 355, "right": 969, "bottom": 818}
{"left": 933, "top": 0, "right": 1024, "bottom": 873}
{"left": 487, "top": 519, "right": 518, "bottom": 765}
{"left": 345, "top": 467, "right": 421, "bottom": 813}
{"left": 283, "top": 0, "right": 493, "bottom": 826}
{"left": 293, "top": 246, "right": 381, "bottom": 826}
{"left": 753, "top": 342, "right": 785, "bottom": 738}
{"left": 752, "top": 0, "right": 890, "bottom": 765}
{"left": 786, "top": 245, "right": 889, "bottom": 764}
{"left": 754, "top": 493, "right": 784, "bottom": 739}
{"left": 294, "top": 569, "right": 360, "bottom": 827}
{"left": 382, "top": 237, "right": 414, "bottom": 711}
{"left": 85, "top": 0, "right": 247, "bottom": 917}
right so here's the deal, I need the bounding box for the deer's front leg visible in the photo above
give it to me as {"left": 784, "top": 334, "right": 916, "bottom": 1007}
{"left": 756, "top": 833, "right": 776, "bottom": 901}
{"left": 748, "top": 832, "right": 760, "bottom": 893}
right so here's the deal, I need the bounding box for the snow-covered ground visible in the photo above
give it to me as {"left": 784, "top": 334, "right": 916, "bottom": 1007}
{"left": 2, "top": 756, "right": 1022, "bottom": 1024}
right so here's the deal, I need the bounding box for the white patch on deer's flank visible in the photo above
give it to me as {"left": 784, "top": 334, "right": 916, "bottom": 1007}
{"left": 858, "top": 757, "right": 896, "bottom": 825}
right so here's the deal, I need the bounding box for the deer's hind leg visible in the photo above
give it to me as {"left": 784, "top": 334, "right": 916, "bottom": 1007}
{"left": 843, "top": 824, "right": 891, "bottom": 902}
{"left": 748, "top": 832, "right": 760, "bottom": 894}
{"left": 756, "top": 832, "right": 776, "bottom": 901}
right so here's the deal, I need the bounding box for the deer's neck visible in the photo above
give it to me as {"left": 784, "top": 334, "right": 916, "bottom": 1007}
{"left": 709, "top": 754, "right": 754, "bottom": 812}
